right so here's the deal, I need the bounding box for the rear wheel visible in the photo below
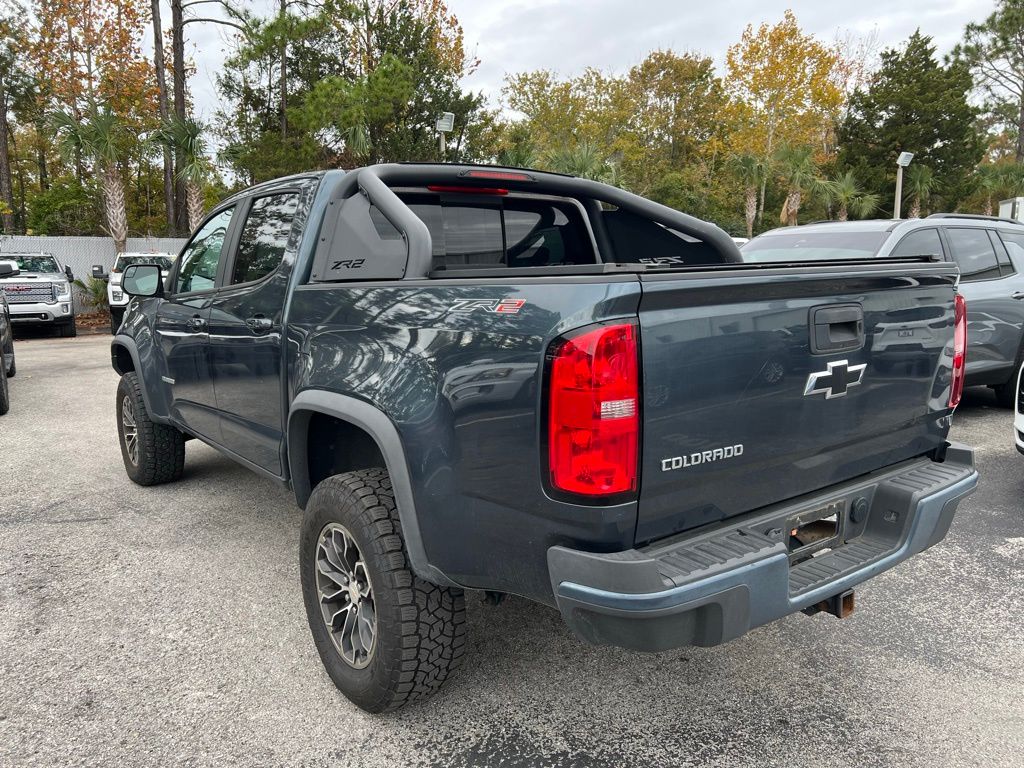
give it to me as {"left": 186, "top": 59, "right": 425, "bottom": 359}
{"left": 0, "top": 361, "right": 9, "bottom": 415}
{"left": 300, "top": 468, "right": 467, "bottom": 713}
{"left": 116, "top": 372, "right": 185, "bottom": 485}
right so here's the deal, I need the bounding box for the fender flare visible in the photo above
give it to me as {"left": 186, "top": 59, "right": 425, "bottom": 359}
{"left": 110, "top": 336, "right": 167, "bottom": 422}
{"left": 287, "top": 390, "right": 458, "bottom": 588}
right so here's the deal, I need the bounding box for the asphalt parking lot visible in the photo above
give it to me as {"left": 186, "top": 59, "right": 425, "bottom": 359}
{"left": 1, "top": 334, "right": 1022, "bottom": 768}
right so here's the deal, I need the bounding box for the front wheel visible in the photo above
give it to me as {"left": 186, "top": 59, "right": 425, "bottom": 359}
{"left": 59, "top": 316, "right": 77, "bottom": 338}
{"left": 116, "top": 372, "right": 185, "bottom": 485}
{"left": 300, "top": 469, "right": 467, "bottom": 713}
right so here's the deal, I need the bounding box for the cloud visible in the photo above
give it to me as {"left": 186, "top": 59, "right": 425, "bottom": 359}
{"left": 183, "top": 0, "right": 996, "bottom": 118}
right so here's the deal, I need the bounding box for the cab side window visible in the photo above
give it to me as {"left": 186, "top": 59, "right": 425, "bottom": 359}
{"left": 230, "top": 192, "right": 301, "bottom": 284}
{"left": 175, "top": 207, "right": 234, "bottom": 293}
{"left": 998, "top": 231, "right": 1024, "bottom": 275}
{"left": 945, "top": 227, "right": 1002, "bottom": 281}
{"left": 889, "top": 228, "right": 943, "bottom": 259}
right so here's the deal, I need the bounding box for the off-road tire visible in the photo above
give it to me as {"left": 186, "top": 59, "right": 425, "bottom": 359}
{"left": 59, "top": 316, "right": 77, "bottom": 338}
{"left": 0, "top": 361, "right": 9, "bottom": 415}
{"left": 116, "top": 372, "right": 185, "bottom": 486}
{"left": 4, "top": 354, "right": 13, "bottom": 378}
{"left": 300, "top": 469, "right": 467, "bottom": 713}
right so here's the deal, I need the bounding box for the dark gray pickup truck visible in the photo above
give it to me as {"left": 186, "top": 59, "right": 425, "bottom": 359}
{"left": 111, "top": 164, "right": 978, "bottom": 712}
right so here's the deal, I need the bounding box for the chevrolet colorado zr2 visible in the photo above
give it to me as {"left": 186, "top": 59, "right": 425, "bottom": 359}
{"left": 111, "top": 164, "right": 978, "bottom": 712}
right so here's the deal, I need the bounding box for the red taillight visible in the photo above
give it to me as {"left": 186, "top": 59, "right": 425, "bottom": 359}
{"left": 950, "top": 293, "right": 967, "bottom": 408}
{"left": 461, "top": 169, "right": 534, "bottom": 182}
{"left": 547, "top": 323, "right": 639, "bottom": 497}
{"left": 426, "top": 184, "right": 508, "bottom": 195}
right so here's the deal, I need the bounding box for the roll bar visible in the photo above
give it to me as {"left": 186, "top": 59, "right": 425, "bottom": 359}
{"left": 322, "top": 163, "right": 743, "bottom": 280}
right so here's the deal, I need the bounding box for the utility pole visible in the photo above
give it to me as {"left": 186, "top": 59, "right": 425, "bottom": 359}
{"left": 893, "top": 151, "right": 914, "bottom": 219}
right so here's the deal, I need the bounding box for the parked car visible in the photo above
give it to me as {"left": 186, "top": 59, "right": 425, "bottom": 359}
{"left": 0, "top": 259, "right": 17, "bottom": 415}
{"left": 112, "top": 164, "right": 977, "bottom": 713}
{"left": 95, "top": 252, "right": 176, "bottom": 334}
{"left": 743, "top": 214, "right": 1024, "bottom": 406}
{"left": 0, "top": 251, "right": 76, "bottom": 337}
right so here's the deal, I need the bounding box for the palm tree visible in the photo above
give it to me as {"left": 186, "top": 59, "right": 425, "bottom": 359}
{"left": 546, "top": 142, "right": 610, "bottom": 181}
{"left": 159, "top": 115, "right": 209, "bottom": 232}
{"left": 773, "top": 144, "right": 818, "bottom": 226}
{"left": 52, "top": 105, "right": 128, "bottom": 253}
{"left": 728, "top": 153, "right": 766, "bottom": 238}
{"left": 903, "top": 164, "right": 936, "bottom": 219}
{"left": 497, "top": 142, "right": 538, "bottom": 169}
{"left": 975, "top": 165, "right": 1004, "bottom": 216}
{"left": 824, "top": 170, "right": 880, "bottom": 221}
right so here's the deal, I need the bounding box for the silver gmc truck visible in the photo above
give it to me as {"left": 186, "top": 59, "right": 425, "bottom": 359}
{"left": 0, "top": 252, "right": 77, "bottom": 337}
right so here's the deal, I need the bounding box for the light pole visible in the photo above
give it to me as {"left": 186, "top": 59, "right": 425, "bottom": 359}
{"left": 436, "top": 112, "right": 454, "bottom": 160}
{"left": 893, "top": 151, "right": 914, "bottom": 219}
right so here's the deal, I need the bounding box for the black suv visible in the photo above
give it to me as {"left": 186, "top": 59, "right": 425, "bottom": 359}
{"left": 744, "top": 214, "right": 1024, "bottom": 406}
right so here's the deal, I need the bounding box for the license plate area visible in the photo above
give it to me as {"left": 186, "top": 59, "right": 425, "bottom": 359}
{"left": 787, "top": 500, "right": 845, "bottom": 563}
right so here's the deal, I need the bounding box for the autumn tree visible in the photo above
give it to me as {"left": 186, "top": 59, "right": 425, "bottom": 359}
{"left": 725, "top": 11, "right": 844, "bottom": 220}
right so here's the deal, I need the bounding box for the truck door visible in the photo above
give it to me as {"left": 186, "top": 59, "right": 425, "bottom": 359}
{"left": 156, "top": 206, "right": 237, "bottom": 441}
{"left": 207, "top": 188, "right": 302, "bottom": 476}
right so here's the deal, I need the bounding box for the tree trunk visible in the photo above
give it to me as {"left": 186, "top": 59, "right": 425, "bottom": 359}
{"left": 838, "top": 203, "right": 848, "bottom": 222}
{"left": 909, "top": 198, "right": 921, "bottom": 219}
{"left": 186, "top": 180, "right": 204, "bottom": 232}
{"left": 171, "top": 0, "right": 188, "bottom": 234}
{"left": 1017, "top": 93, "right": 1024, "bottom": 164}
{"left": 0, "top": 81, "right": 15, "bottom": 233}
{"left": 152, "top": 0, "right": 175, "bottom": 235}
{"left": 984, "top": 195, "right": 993, "bottom": 217}
{"left": 35, "top": 115, "right": 48, "bottom": 191}
{"left": 757, "top": 175, "right": 767, "bottom": 223}
{"left": 744, "top": 185, "right": 756, "bottom": 239}
{"left": 780, "top": 189, "right": 800, "bottom": 226}
{"left": 279, "top": 0, "right": 288, "bottom": 139}
{"left": 101, "top": 163, "right": 128, "bottom": 254}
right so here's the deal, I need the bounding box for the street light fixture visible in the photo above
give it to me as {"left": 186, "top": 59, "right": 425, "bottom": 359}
{"left": 436, "top": 112, "right": 454, "bottom": 159}
{"left": 894, "top": 151, "right": 914, "bottom": 219}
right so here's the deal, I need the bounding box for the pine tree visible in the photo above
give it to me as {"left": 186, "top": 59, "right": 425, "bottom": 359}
{"left": 838, "top": 31, "right": 983, "bottom": 212}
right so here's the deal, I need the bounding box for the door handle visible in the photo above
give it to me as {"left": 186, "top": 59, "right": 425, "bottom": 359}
{"left": 185, "top": 315, "right": 206, "bottom": 332}
{"left": 1012, "top": 291, "right": 1024, "bottom": 300}
{"left": 245, "top": 316, "right": 273, "bottom": 334}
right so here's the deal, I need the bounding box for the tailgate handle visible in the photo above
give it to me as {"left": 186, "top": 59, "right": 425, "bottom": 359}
{"left": 810, "top": 304, "right": 864, "bottom": 354}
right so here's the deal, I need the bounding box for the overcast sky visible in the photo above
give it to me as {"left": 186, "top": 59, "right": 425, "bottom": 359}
{"left": 183, "top": 0, "right": 997, "bottom": 122}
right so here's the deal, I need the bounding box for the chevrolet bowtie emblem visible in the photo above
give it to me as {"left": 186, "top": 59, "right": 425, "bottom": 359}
{"left": 804, "top": 359, "right": 866, "bottom": 399}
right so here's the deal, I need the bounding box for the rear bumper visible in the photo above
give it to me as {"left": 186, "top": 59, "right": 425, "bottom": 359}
{"left": 548, "top": 444, "right": 977, "bottom": 652}
{"left": 9, "top": 301, "right": 73, "bottom": 323}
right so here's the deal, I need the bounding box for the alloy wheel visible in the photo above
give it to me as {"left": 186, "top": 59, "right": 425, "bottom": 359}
{"left": 121, "top": 395, "right": 138, "bottom": 466}
{"left": 315, "top": 522, "right": 377, "bottom": 669}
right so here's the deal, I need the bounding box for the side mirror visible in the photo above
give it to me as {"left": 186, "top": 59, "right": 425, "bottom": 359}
{"left": 121, "top": 264, "right": 164, "bottom": 298}
{"left": 0, "top": 260, "right": 19, "bottom": 278}
{"left": 64, "top": 265, "right": 74, "bottom": 281}
{"left": 91, "top": 264, "right": 108, "bottom": 281}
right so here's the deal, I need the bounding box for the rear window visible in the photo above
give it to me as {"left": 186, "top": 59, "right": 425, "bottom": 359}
{"left": 115, "top": 254, "right": 173, "bottom": 271}
{"left": 370, "top": 194, "right": 595, "bottom": 270}
{"left": 741, "top": 230, "right": 890, "bottom": 262}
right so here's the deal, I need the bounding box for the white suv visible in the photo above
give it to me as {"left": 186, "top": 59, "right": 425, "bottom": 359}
{"left": 106, "top": 252, "right": 175, "bottom": 334}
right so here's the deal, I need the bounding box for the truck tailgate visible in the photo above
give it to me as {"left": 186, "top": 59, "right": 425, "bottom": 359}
{"left": 636, "top": 262, "right": 960, "bottom": 544}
